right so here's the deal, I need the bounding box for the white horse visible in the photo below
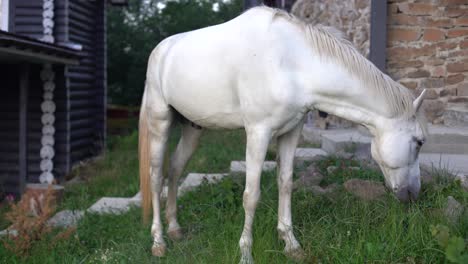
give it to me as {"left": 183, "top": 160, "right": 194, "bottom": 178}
{"left": 139, "top": 6, "right": 427, "bottom": 263}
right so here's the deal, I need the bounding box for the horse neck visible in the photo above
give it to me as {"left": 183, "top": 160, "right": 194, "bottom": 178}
{"left": 305, "top": 64, "right": 396, "bottom": 135}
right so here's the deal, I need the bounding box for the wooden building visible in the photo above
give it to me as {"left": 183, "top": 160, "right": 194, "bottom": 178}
{"left": 0, "top": 0, "right": 125, "bottom": 198}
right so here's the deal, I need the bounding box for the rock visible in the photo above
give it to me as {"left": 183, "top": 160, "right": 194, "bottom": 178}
{"left": 327, "top": 166, "right": 338, "bottom": 174}
{"left": 293, "top": 165, "right": 324, "bottom": 189}
{"left": 47, "top": 210, "right": 84, "bottom": 228}
{"left": 306, "top": 184, "right": 338, "bottom": 195}
{"left": 179, "top": 173, "right": 228, "bottom": 195}
{"left": 87, "top": 197, "right": 140, "bottom": 215}
{"left": 444, "top": 196, "right": 464, "bottom": 224}
{"left": 344, "top": 179, "right": 387, "bottom": 201}
{"left": 349, "top": 166, "right": 360, "bottom": 171}
{"left": 230, "top": 161, "right": 277, "bottom": 173}
{"left": 294, "top": 148, "right": 327, "bottom": 161}
{"left": 0, "top": 228, "right": 18, "bottom": 237}
{"left": 455, "top": 174, "right": 468, "bottom": 191}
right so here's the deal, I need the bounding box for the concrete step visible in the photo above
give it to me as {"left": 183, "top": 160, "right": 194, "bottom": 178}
{"left": 443, "top": 102, "right": 468, "bottom": 127}
{"left": 320, "top": 129, "right": 371, "bottom": 154}
{"left": 303, "top": 124, "right": 468, "bottom": 155}
{"left": 422, "top": 124, "right": 468, "bottom": 155}
{"left": 295, "top": 148, "right": 327, "bottom": 160}
{"left": 419, "top": 153, "right": 468, "bottom": 176}
{"left": 230, "top": 161, "right": 277, "bottom": 173}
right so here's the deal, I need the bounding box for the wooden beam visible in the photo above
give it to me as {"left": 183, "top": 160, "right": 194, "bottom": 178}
{"left": 18, "top": 64, "right": 29, "bottom": 194}
{"left": 244, "top": 0, "right": 261, "bottom": 10}
{"left": 369, "top": 0, "right": 388, "bottom": 73}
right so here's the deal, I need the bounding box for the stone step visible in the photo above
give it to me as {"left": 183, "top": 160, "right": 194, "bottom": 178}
{"left": 294, "top": 148, "right": 327, "bottom": 160}
{"left": 179, "top": 173, "right": 228, "bottom": 195}
{"left": 303, "top": 124, "right": 468, "bottom": 155}
{"left": 422, "top": 124, "right": 468, "bottom": 155}
{"left": 230, "top": 161, "right": 277, "bottom": 173}
{"left": 419, "top": 153, "right": 468, "bottom": 176}
{"left": 320, "top": 129, "right": 371, "bottom": 154}
{"left": 443, "top": 103, "right": 468, "bottom": 127}
{"left": 87, "top": 197, "right": 140, "bottom": 215}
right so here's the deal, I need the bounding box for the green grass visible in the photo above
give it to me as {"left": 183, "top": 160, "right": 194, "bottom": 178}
{"left": 1, "top": 126, "right": 467, "bottom": 263}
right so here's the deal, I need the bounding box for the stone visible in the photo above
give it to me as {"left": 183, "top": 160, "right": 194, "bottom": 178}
{"left": 47, "top": 210, "right": 84, "bottom": 228}
{"left": 230, "top": 161, "right": 277, "bottom": 173}
{"left": 294, "top": 148, "right": 327, "bottom": 161}
{"left": 443, "top": 103, "right": 468, "bottom": 127}
{"left": 422, "top": 100, "right": 445, "bottom": 122}
{"left": 447, "top": 62, "right": 468, "bottom": 73}
{"left": 419, "top": 153, "right": 468, "bottom": 176}
{"left": 320, "top": 129, "right": 371, "bottom": 154}
{"left": 87, "top": 197, "right": 140, "bottom": 215}
{"left": 455, "top": 174, "right": 468, "bottom": 191}
{"left": 423, "top": 29, "right": 446, "bottom": 42}
{"left": 397, "top": 3, "right": 438, "bottom": 16}
{"left": 447, "top": 28, "right": 468, "bottom": 38}
{"left": 327, "top": 166, "right": 338, "bottom": 174}
{"left": 444, "top": 196, "right": 464, "bottom": 223}
{"left": 0, "top": 228, "right": 18, "bottom": 237}
{"left": 388, "top": 28, "right": 421, "bottom": 42}
{"left": 305, "top": 184, "right": 338, "bottom": 196}
{"left": 344, "top": 179, "right": 387, "bottom": 201}
{"left": 293, "top": 165, "right": 324, "bottom": 190}
{"left": 179, "top": 173, "right": 228, "bottom": 195}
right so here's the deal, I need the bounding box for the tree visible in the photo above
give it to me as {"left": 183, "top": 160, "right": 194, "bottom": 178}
{"left": 107, "top": 0, "right": 243, "bottom": 106}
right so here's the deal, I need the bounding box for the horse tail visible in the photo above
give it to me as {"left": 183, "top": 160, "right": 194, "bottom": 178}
{"left": 139, "top": 89, "right": 151, "bottom": 224}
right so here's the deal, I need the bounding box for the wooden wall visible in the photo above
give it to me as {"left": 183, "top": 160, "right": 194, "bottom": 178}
{"left": 68, "top": 0, "right": 106, "bottom": 166}
{"left": 1, "top": 0, "right": 107, "bottom": 194}
{"left": 0, "top": 65, "right": 20, "bottom": 196}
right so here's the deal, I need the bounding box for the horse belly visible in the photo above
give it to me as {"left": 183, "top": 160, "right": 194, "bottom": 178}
{"left": 167, "top": 81, "right": 244, "bottom": 129}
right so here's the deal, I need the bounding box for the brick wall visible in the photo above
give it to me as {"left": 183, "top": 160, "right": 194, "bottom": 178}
{"left": 387, "top": 0, "right": 468, "bottom": 125}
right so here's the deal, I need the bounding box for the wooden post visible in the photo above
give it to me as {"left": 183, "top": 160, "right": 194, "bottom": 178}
{"left": 244, "top": 0, "right": 261, "bottom": 10}
{"left": 369, "top": 0, "right": 388, "bottom": 73}
{"left": 19, "top": 64, "right": 29, "bottom": 194}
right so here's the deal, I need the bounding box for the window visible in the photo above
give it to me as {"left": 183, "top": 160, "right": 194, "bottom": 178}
{"left": 0, "top": 0, "right": 9, "bottom": 31}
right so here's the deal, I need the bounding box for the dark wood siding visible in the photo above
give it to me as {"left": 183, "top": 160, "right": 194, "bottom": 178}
{"left": 24, "top": 65, "right": 69, "bottom": 183}
{"left": 0, "top": 65, "right": 20, "bottom": 196}
{"left": 11, "top": 0, "right": 69, "bottom": 43}
{"left": 67, "top": 0, "right": 106, "bottom": 165}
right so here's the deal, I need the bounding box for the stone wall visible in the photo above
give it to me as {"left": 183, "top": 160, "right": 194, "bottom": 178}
{"left": 292, "top": 0, "right": 371, "bottom": 58}
{"left": 387, "top": 0, "right": 468, "bottom": 125}
{"left": 292, "top": 0, "right": 468, "bottom": 127}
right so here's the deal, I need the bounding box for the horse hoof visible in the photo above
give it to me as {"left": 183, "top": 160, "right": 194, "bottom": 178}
{"left": 152, "top": 244, "right": 166, "bottom": 257}
{"left": 239, "top": 254, "right": 254, "bottom": 264}
{"left": 285, "top": 247, "right": 305, "bottom": 262}
{"left": 168, "top": 228, "right": 183, "bottom": 241}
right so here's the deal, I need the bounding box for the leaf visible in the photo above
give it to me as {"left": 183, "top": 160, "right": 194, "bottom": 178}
{"left": 445, "top": 236, "right": 465, "bottom": 263}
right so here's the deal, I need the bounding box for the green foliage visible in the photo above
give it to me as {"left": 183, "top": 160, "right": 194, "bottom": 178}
{"left": 107, "top": 0, "right": 243, "bottom": 106}
{"left": 431, "top": 224, "right": 468, "bottom": 263}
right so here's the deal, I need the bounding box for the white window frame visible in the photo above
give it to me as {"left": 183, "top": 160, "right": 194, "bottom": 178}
{"left": 1, "top": 0, "right": 9, "bottom": 32}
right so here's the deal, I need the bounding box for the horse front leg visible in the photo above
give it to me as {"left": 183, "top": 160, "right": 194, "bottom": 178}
{"left": 277, "top": 120, "right": 305, "bottom": 260}
{"left": 239, "top": 127, "right": 271, "bottom": 264}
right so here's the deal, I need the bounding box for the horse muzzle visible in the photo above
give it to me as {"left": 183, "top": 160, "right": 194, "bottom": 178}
{"left": 394, "top": 184, "right": 420, "bottom": 202}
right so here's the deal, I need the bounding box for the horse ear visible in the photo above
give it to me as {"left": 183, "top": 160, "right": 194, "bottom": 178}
{"left": 413, "top": 89, "right": 427, "bottom": 112}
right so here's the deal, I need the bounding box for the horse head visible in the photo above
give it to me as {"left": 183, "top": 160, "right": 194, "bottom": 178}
{"left": 370, "top": 90, "right": 427, "bottom": 202}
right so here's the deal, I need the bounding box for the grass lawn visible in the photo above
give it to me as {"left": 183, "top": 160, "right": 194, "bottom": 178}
{"left": 1, "top": 125, "right": 467, "bottom": 263}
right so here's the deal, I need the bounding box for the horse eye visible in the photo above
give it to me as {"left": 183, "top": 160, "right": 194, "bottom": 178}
{"left": 416, "top": 139, "right": 424, "bottom": 147}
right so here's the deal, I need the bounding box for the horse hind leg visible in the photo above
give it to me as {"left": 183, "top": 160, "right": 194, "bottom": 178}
{"left": 147, "top": 107, "right": 173, "bottom": 256}
{"left": 166, "top": 122, "right": 202, "bottom": 240}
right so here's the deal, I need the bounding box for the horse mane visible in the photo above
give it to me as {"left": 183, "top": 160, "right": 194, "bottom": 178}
{"left": 253, "top": 6, "right": 417, "bottom": 120}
